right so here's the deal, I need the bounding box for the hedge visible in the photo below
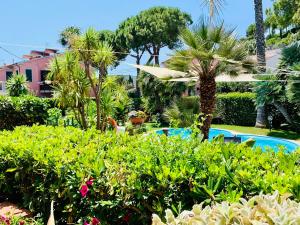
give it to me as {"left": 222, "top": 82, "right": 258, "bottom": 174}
{"left": 216, "top": 92, "right": 257, "bottom": 126}
{"left": 0, "top": 96, "right": 56, "bottom": 130}
{"left": 0, "top": 126, "right": 299, "bottom": 224}
{"left": 181, "top": 92, "right": 257, "bottom": 126}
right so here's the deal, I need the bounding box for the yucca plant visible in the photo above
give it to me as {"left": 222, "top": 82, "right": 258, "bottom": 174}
{"left": 6, "top": 74, "right": 28, "bottom": 97}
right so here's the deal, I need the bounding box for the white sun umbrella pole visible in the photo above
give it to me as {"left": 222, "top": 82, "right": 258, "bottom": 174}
{"left": 47, "top": 201, "right": 55, "bottom": 225}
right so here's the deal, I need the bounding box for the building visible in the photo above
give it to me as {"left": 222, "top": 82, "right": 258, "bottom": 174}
{"left": 0, "top": 49, "right": 58, "bottom": 97}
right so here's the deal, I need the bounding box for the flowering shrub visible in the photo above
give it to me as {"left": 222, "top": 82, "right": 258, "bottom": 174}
{"left": 152, "top": 191, "right": 300, "bottom": 225}
{"left": 0, "top": 126, "right": 299, "bottom": 224}
{"left": 0, "top": 215, "right": 42, "bottom": 225}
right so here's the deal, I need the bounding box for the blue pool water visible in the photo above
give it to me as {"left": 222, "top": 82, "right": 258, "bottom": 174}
{"left": 156, "top": 128, "right": 299, "bottom": 152}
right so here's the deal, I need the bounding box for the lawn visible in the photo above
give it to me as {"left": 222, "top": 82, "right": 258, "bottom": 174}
{"left": 211, "top": 124, "right": 300, "bottom": 142}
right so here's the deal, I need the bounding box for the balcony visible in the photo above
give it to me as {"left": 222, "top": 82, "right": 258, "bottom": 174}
{"left": 39, "top": 82, "right": 53, "bottom": 95}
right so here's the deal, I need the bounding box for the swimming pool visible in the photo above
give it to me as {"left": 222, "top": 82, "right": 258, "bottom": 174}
{"left": 156, "top": 128, "right": 299, "bottom": 152}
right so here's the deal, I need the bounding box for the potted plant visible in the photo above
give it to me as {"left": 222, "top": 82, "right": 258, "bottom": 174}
{"left": 128, "top": 111, "right": 146, "bottom": 125}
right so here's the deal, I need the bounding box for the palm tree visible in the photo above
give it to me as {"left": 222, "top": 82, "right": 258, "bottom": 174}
{"left": 201, "top": 0, "right": 226, "bottom": 19}
{"left": 6, "top": 74, "right": 29, "bottom": 97}
{"left": 253, "top": 0, "right": 267, "bottom": 128}
{"left": 202, "top": 0, "right": 267, "bottom": 128}
{"left": 167, "top": 22, "right": 253, "bottom": 140}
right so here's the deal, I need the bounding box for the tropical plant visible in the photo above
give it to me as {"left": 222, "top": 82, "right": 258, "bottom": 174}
{"left": 99, "top": 77, "right": 132, "bottom": 130}
{"left": 6, "top": 74, "right": 28, "bottom": 97}
{"left": 254, "top": 75, "right": 294, "bottom": 126}
{"left": 152, "top": 191, "right": 300, "bottom": 225}
{"left": 48, "top": 51, "right": 90, "bottom": 129}
{"left": 139, "top": 71, "right": 187, "bottom": 116}
{"left": 166, "top": 21, "right": 253, "bottom": 139}
{"left": 164, "top": 98, "right": 200, "bottom": 128}
{"left": 201, "top": 0, "right": 226, "bottom": 20}
{"left": 287, "top": 64, "right": 300, "bottom": 109}
{"left": 98, "top": 30, "right": 128, "bottom": 65}
{"left": 280, "top": 41, "right": 300, "bottom": 67}
{"left": 70, "top": 28, "right": 117, "bottom": 130}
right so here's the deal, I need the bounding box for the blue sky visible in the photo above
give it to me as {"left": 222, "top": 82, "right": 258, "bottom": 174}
{"left": 0, "top": 0, "right": 272, "bottom": 75}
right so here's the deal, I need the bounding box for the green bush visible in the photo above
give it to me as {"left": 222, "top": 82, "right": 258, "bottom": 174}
{"left": 0, "top": 96, "right": 56, "bottom": 130}
{"left": 165, "top": 93, "right": 257, "bottom": 127}
{"left": 0, "top": 126, "right": 299, "bottom": 225}
{"left": 216, "top": 92, "right": 257, "bottom": 126}
{"left": 0, "top": 215, "right": 43, "bottom": 225}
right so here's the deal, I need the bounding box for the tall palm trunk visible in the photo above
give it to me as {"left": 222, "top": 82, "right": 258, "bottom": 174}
{"left": 254, "top": 0, "right": 267, "bottom": 128}
{"left": 199, "top": 75, "right": 217, "bottom": 140}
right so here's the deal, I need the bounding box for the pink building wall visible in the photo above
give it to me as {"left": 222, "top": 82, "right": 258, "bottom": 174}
{"left": 0, "top": 55, "right": 54, "bottom": 97}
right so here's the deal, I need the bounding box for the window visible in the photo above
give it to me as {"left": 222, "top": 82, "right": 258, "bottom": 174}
{"left": 25, "top": 69, "right": 32, "bottom": 82}
{"left": 40, "top": 70, "right": 50, "bottom": 82}
{"left": 6, "top": 71, "right": 13, "bottom": 80}
{"left": 15, "top": 70, "right": 19, "bottom": 74}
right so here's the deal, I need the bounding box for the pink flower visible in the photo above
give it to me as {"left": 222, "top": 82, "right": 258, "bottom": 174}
{"left": 83, "top": 221, "right": 90, "bottom": 225}
{"left": 91, "top": 217, "right": 100, "bottom": 225}
{"left": 1, "top": 215, "right": 10, "bottom": 225}
{"left": 86, "top": 178, "right": 94, "bottom": 186}
{"left": 80, "top": 185, "right": 89, "bottom": 197}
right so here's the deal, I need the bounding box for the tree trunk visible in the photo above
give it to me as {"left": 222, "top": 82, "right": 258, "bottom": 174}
{"left": 273, "top": 101, "right": 293, "bottom": 124}
{"left": 199, "top": 75, "right": 217, "bottom": 140}
{"left": 154, "top": 47, "right": 160, "bottom": 65}
{"left": 79, "top": 104, "right": 88, "bottom": 129}
{"left": 95, "top": 95, "right": 101, "bottom": 130}
{"left": 136, "top": 56, "right": 141, "bottom": 97}
{"left": 254, "top": 0, "right": 267, "bottom": 128}
{"left": 255, "top": 106, "right": 266, "bottom": 128}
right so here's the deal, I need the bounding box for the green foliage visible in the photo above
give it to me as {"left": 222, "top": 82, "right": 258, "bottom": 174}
{"left": 281, "top": 41, "right": 300, "bottom": 67}
{"left": 46, "top": 108, "right": 62, "bottom": 126}
{"left": 115, "top": 7, "right": 192, "bottom": 64}
{"left": 6, "top": 74, "right": 29, "bottom": 97}
{"left": 98, "top": 30, "right": 127, "bottom": 65}
{"left": 287, "top": 64, "right": 300, "bottom": 108}
{"left": 59, "top": 26, "right": 81, "bottom": 47}
{"left": 0, "top": 96, "right": 55, "bottom": 130}
{"left": 0, "top": 126, "right": 299, "bottom": 224}
{"left": 216, "top": 92, "right": 257, "bottom": 126}
{"left": 0, "top": 215, "right": 43, "bottom": 225}
{"left": 139, "top": 71, "right": 187, "bottom": 115}
{"left": 164, "top": 93, "right": 257, "bottom": 127}
{"left": 246, "top": 23, "right": 256, "bottom": 38}
{"left": 153, "top": 191, "right": 300, "bottom": 225}
{"left": 164, "top": 97, "right": 199, "bottom": 127}
{"left": 217, "top": 82, "right": 253, "bottom": 93}
{"left": 48, "top": 52, "right": 90, "bottom": 129}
